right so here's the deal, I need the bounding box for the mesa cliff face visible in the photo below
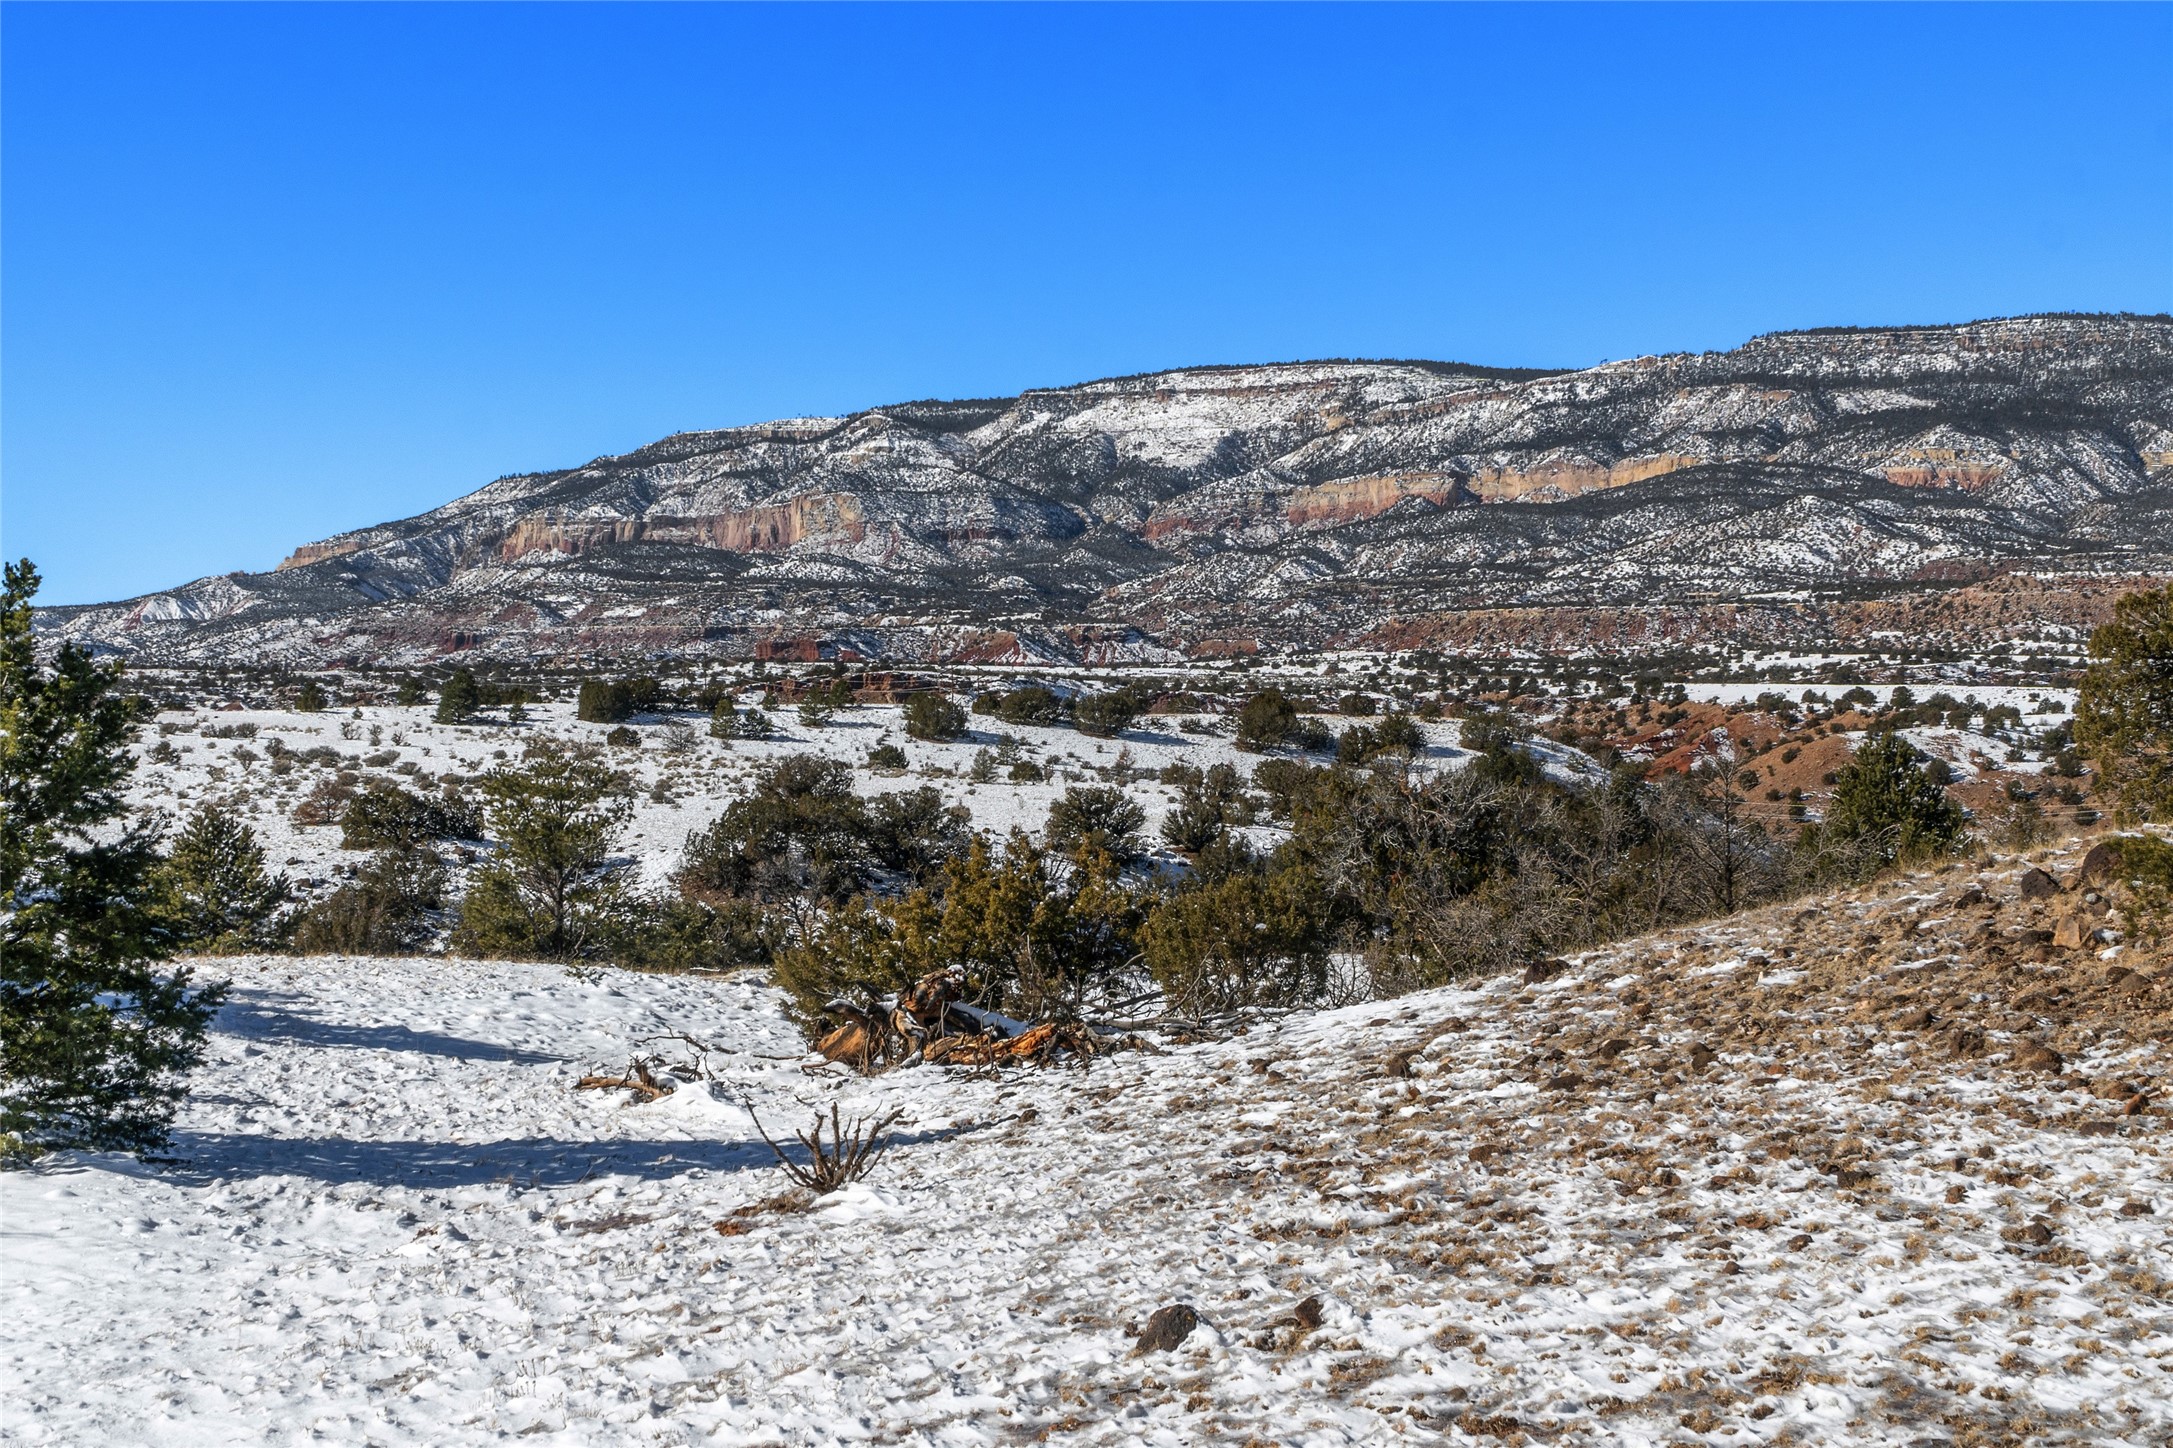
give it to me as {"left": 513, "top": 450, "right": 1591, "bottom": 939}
{"left": 38, "top": 314, "right": 2173, "bottom": 666}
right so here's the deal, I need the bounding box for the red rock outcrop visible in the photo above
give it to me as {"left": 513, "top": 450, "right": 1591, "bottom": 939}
{"left": 276, "top": 540, "right": 364, "bottom": 571}
{"left": 1466, "top": 453, "right": 1705, "bottom": 503}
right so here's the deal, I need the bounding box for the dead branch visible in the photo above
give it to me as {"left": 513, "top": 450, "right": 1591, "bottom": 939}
{"left": 636, "top": 1030, "right": 732, "bottom": 1081}
{"left": 574, "top": 1056, "right": 671, "bottom": 1101}
{"left": 922, "top": 1020, "right": 1104, "bottom": 1068}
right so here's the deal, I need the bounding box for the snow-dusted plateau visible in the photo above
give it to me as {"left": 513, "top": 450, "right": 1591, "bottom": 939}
{"left": 5, "top": 694, "right": 2169, "bottom": 1446}
{"left": 33, "top": 314, "right": 2173, "bottom": 669}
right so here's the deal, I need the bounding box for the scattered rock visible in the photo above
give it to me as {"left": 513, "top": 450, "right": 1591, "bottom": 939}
{"left": 2001, "top": 1220, "right": 2055, "bottom": 1247}
{"left": 2077, "top": 1120, "right": 2121, "bottom": 1137}
{"left": 1455, "top": 1414, "right": 1527, "bottom": 1440}
{"left": 1687, "top": 1044, "right": 1718, "bottom": 1072}
{"left": 2018, "top": 867, "right": 2061, "bottom": 900}
{"left": 1594, "top": 1037, "right": 1631, "bottom": 1060}
{"left": 2051, "top": 915, "right": 2088, "bottom": 950}
{"left": 2013, "top": 1041, "right": 2065, "bottom": 1074}
{"left": 2119, "top": 1200, "right": 2155, "bottom": 1218}
{"left": 2078, "top": 841, "right": 2120, "bottom": 884}
{"left": 1134, "top": 1303, "right": 1200, "bottom": 1354}
{"left": 1893, "top": 1006, "right": 1935, "bottom": 1031}
{"left": 1523, "top": 958, "right": 1567, "bottom": 985}
{"left": 1383, "top": 1049, "right": 1422, "bottom": 1079}
{"left": 1291, "top": 1295, "right": 1325, "bottom": 1330}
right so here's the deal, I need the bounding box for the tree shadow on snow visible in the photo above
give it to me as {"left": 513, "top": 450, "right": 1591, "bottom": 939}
{"left": 1120, "top": 728, "right": 1198, "bottom": 748}
{"left": 146, "top": 1121, "right": 985, "bottom": 1190}
{"left": 215, "top": 990, "right": 564, "bottom": 1065}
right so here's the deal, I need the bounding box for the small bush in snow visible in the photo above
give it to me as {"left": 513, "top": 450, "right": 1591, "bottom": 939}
{"left": 153, "top": 806, "right": 290, "bottom": 955}
{"left": 901, "top": 691, "right": 967, "bottom": 742}
{"left": 291, "top": 851, "right": 446, "bottom": 956}
{"left": 1045, "top": 785, "right": 1148, "bottom": 864}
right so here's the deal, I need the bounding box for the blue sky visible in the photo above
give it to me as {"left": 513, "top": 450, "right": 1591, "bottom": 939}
{"left": 5, "top": 3, "right": 2169, "bottom": 606}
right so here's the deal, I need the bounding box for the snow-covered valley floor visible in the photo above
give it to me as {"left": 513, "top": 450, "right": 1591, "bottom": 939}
{"left": 7, "top": 850, "right": 2172, "bottom": 1447}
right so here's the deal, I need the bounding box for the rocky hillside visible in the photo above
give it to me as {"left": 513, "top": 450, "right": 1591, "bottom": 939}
{"left": 39, "top": 313, "right": 2173, "bottom": 666}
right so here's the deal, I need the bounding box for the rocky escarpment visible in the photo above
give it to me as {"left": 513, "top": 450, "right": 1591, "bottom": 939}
{"left": 37, "top": 313, "right": 2173, "bottom": 667}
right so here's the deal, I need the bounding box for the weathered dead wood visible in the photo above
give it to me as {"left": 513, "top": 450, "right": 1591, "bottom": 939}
{"left": 921, "top": 1019, "right": 1102, "bottom": 1067}
{"left": 575, "top": 1057, "right": 671, "bottom": 1101}
{"left": 812, "top": 970, "right": 1127, "bottom": 1074}
{"left": 814, "top": 1012, "right": 887, "bottom": 1072}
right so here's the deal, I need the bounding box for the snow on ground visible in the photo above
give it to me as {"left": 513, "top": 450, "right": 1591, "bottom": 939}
{"left": 7, "top": 849, "right": 2171, "bottom": 1445}
{"left": 1675, "top": 682, "right": 2074, "bottom": 713}
{"left": 122, "top": 701, "right": 1502, "bottom": 893}
{"left": 1892, "top": 725, "right": 2045, "bottom": 779}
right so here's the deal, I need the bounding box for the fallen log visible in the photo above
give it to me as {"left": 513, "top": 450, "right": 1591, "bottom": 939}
{"left": 575, "top": 1057, "right": 671, "bottom": 1101}
{"left": 921, "top": 1020, "right": 1100, "bottom": 1067}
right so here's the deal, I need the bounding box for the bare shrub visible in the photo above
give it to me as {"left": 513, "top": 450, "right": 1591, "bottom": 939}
{"left": 752, "top": 1104, "right": 905, "bottom": 1194}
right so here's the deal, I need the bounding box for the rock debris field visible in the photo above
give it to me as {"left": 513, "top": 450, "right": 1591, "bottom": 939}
{"left": 4, "top": 840, "right": 2170, "bottom": 1446}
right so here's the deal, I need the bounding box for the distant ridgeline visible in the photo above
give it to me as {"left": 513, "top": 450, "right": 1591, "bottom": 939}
{"left": 36, "top": 313, "right": 2173, "bottom": 668}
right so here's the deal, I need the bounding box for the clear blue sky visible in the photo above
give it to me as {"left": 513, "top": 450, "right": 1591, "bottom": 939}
{"left": 5, "top": 3, "right": 2169, "bottom": 606}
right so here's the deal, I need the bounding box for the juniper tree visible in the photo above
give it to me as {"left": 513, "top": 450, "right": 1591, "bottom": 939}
{"left": 1072, "top": 687, "right": 1144, "bottom": 740}
{"left": 1045, "top": 785, "right": 1148, "bottom": 864}
{"left": 901, "top": 691, "right": 967, "bottom": 742}
{"left": 1234, "top": 689, "right": 1297, "bottom": 752}
{"left": 1, "top": 560, "right": 226, "bottom": 1158}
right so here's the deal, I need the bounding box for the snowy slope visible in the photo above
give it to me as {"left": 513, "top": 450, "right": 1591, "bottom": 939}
{"left": 6, "top": 844, "right": 2170, "bottom": 1445}
{"left": 113, "top": 698, "right": 1511, "bottom": 902}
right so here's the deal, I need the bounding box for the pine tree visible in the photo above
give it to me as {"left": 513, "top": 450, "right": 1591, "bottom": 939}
{"left": 294, "top": 679, "right": 327, "bottom": 713}
{"left": 153, "top": 805, "right": 289, "bottom": 954}
{"left": 1, "top": 560, "right": 227, "bottom": 1158}
{"left": 1817, "top": 731, "right": 1968, "bottom": 870}
{"left": 435, "top": 668, "right": 480, "bottom": 724}
{"left": 452, "top": 740, "right": 632, "bottom": 959}
{"left": 2074, "top": 583, "right": 2173, "bottom": 822}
